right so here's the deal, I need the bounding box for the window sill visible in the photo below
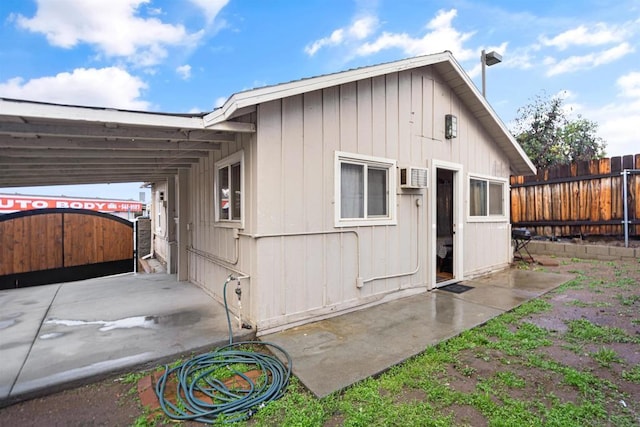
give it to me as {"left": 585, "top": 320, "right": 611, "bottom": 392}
{"left": 467, "top": 216, "right": 508, "bottom": 223}
{"left": 214, "top": 221, "right": 244, "bottom": 229}
{"left": 335, "top": 218, "right": 397, "bottom": 227}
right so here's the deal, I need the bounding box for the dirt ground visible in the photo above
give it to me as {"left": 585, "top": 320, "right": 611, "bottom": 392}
{"left": 0, "top": 255, "right": 638, "bottom": 426}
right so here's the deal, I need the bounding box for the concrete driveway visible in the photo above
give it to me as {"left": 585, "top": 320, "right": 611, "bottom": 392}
{"left": 0, "top": 273, "right": 253, "bottom": 406}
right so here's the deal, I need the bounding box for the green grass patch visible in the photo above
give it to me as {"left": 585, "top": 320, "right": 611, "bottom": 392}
{"left": 604, "top": 277, "right": 636, "bottom": 289}
{"left": 621, "top": 365, "right": 640, "bottom": 383}
{"left": 565, "top": 319, "right": 639, "bottom": 344}
{"left": 590, "top": 347, "right": 622, "bottom": 368}
{"left": 495, "top": 371, "right": 526, "bottom": 388}
{"left": 250, "top": 378, "right": 334, "bottom": 427}
{"left": 555, "top": 276, "right": 587, "bottom": 292}
{"left": 483, "top": 320, "right": 552, "bottom": 356}
{"left": 541, "top": 400, "right": 607, "bottom": 427}
{"left": 565, "top": 300, "right": 611, "bottom": 308}
{"left": 616, "top": 294, "right": 640, "bottom": 306}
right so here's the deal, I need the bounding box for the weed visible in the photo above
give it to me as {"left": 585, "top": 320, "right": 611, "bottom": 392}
{"left": 458, "top": 364, "right": 477, "bottom": 377}
{"left": 566, "top": 300, "right": 611, "bottom": 308}
{"left": 605, "top": 277, "right": 635, "bottom": 289}
{"left": 590, "top": 347, "right": 622, "bottom": 368}
{"left": 132, "top": 414, "right": 151, "bottom": 427}
{"left": 555, "top": 276, "right": 586, "bottom": 292}
{"left": 474, "top": 350, "right": 491, "bottom": 362}
{"left": 565, "top": 319, "right": 639, "bottom": 344}
{"left": 513, "top": 299, "right": 553, "bottom": 317}
{"left": 120, "top": 371, "right": 148, "bottom": 385}
{"left": 542, "top": 400, "right": 607, "bottom": 426}
{"left": 616, "top": 294, "right": 640, "bottom": 306}
{"left": 495, "top": 371, "right": 526, "bottom": 388}
{"left": 621, "top": 365, "right": 640, "bottom": 383}
{"left": 251, "top": 377, "right": 333, "bottom": 427}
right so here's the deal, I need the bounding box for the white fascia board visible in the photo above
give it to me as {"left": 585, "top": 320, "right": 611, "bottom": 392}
{"left": 0, "top": 98, "right": 207, "bottom": 130}
{"left": 203, "top": 52, "right": 453, "bottom": 126}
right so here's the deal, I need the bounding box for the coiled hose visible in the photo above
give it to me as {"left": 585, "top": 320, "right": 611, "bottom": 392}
{"left": 155, "top": 276, "right": 292, "bottom": 424}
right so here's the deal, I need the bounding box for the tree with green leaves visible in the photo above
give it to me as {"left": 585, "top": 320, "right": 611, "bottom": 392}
{"left": 511, "top": 92, "right": 607, "bottom": 169}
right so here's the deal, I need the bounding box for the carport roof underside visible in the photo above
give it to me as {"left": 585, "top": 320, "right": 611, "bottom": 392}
{"left": 0, "top": 98, "right": 254, "bottom": 188}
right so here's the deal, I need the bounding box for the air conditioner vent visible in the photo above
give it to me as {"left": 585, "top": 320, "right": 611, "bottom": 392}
{"left": 399, "top": 167, "right": 428, "bottom": 189}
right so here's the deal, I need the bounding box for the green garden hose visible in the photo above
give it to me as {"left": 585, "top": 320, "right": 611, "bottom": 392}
{"left": 155, "top": 276, "right": 292, "bottom": 424}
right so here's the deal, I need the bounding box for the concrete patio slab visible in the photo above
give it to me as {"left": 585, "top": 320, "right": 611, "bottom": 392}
{"left": 262, "top": 269, "right": 574, "bottom": 398}
{"left": 0, "top": 273, "right": 253, "bottom": 405}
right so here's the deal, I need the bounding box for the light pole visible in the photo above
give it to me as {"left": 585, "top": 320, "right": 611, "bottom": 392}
{"left": 481, "top": 49, "right": 502, "bottom": 98}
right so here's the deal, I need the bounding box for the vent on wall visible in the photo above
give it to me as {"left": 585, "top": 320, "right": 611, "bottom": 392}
{"left": 399, "top": 167, "right": 429, "bottom": 189}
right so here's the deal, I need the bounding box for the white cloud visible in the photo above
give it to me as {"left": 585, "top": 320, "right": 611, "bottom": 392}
{"left": 544, "top": 42, "right": 634, "bottom": 76}
{"left": 564, "top": 73, "right": 640, "bottom": 157}
{"left": 176, "top": 64, "right": 192, "bottom": 80}
{"left": 189, "top": 0, "right": 229, "bottom": 24}
{"left": 0, "top": 67, "right": 150, "bottom": 110}
{"left": 540, "top": 23, "right": 629, "bottom": 51}
{"left": 304, "top": 15, "right": 378, "bottom": 56}
{"left": 355, "top": 9, "right": 476, "bottom": 60}
{"left": 15, "top": 0, "right": 203, "bottom": 67}
{"left": 591, "top": 102, "right": 640, "bottom": 157}
{"left": 213, "top": 96, "right": 227, "bottom": 108}
{"left": 617, "top": 71, "right": 640, "bottom": 98}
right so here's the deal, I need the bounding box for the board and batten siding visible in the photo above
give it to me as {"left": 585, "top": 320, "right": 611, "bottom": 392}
{"left": 186, "top": 130, "right": 257, "bottom": 323}
{"left": 251, "top": 66, "right": 513, "bottom": 332}
{"left": 183, "top": 65, "right": 515, "bottom": 332}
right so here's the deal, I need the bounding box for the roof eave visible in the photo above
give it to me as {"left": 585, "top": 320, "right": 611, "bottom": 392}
{"left": 203, "top": 52, "right": 454, "bottom": 127}
{"left": 0, "top": 98, "right": 208, "bottom": 130}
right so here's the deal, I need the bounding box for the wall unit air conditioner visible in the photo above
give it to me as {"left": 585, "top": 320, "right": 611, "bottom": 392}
{"left": 399, "top": 167, "right": 429, "bottom": 189}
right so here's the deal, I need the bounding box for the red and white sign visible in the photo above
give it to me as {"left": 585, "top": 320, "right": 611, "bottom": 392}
{"left": 0, "top": 194, "right": 143, "bottom": 213}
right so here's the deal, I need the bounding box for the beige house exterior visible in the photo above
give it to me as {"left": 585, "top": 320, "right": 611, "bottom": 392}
{"left": 151, "top": 52, "right": 536, "bottom": 334}
{"left": 0, "top": 52, "right": 535, "bottom": 335}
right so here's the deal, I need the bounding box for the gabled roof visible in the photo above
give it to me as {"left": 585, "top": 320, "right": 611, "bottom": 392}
{"left": 204, "top": 51, "right": 536, "bottom": 176}
{"left": 0, "top": 52, "right": 535, "bottom": 189}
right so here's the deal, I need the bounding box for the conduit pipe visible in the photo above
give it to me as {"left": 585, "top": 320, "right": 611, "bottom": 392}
{"left": 186, "top": 246, "right": 248, "bottom": 278}
{"left": 238, "top": 194, "right": 422, "bottom": 287}
{"left": 238, "top": 229, "right": 361, "bottom": 284}
{"left": 361, "top": 195, "right": 421, "bottom": 284}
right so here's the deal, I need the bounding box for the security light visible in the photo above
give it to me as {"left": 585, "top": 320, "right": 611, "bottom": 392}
{"left": 481, "top": 50, "right": 503, "bottom": 98}
{"left": 445, "top": 114, "right": 457, "bottom": 139}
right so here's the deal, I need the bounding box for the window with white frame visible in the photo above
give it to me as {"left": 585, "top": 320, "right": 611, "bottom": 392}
{"left": 215, "top": 151, "right": 244, "bottom": 224}
{"left": 335, "top": 151, "right": 396, "bottom": 226}
{"left": 469, "top": 175, "right": 506, "bottom": 219}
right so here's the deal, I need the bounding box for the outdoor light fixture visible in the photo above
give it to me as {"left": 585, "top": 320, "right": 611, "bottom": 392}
{"left": 445, "top": 114, "right": 457, "bottom": 139}
{"left": 481, "top": 49, "right": 502, "bottom": 98}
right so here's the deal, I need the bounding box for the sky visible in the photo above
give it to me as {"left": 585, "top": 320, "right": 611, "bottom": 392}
{"left": 1, "top": 0, "right": 639, "bottom": 200}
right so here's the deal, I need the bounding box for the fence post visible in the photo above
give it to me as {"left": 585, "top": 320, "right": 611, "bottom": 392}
{"left": 623, "top": 169, "right": 629, "bottom": 248}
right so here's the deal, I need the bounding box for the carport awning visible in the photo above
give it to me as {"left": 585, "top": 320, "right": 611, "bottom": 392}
{"left": 0, "top": 98, "right": 254, "bottom": 187}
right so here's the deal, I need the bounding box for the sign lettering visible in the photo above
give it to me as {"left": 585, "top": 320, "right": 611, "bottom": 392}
{"left": 0, "top": 195, "right": 143, "bottom": 213}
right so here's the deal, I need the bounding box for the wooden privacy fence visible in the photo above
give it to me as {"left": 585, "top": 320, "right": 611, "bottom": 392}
{"left": 511, "top": 154, "right": 640, "bottom": 238}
